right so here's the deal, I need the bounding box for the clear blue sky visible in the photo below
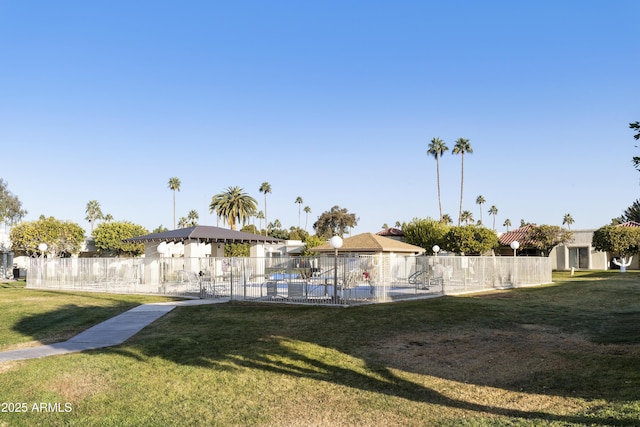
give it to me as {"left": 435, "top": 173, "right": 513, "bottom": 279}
{"left": 1, "top": 1, "right": 638, "bottom": 236}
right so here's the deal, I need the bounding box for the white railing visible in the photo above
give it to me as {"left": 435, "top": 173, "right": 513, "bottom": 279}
{"left": 27, "top": 255, "right": 552, "bottom": 306}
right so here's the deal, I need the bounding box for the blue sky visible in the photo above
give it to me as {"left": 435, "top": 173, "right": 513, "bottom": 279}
{"left": 1, "top": 1, "right": 638, "bottom": 236}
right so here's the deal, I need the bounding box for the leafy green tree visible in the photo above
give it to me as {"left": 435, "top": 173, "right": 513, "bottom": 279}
{"left": 444, "top": 225, "right": 498, "bottom": 255}
{"left": 209, "top": 186, "right": 257, "bottom": 230}
{"left": 488, "top": 205, "right": 498, "bottom": 230}
{"left": 526, "top": 225, "right": 573, "bottom": 256}
{"left": 313, "top": 205, "right": 358, "bottom": 238}
{"left": 152, "top": 225, "right": 169, "bottom": 233}
{"left": 168, "top": 177, "right": 181, "bottom": 229}
{"left": 240, "top": 224, "right": 259, "bottom": 235}
{"left": 427, "top": 137, "right": 448, "bottom": 220}
{"left": 452, "top": 137, "right": 472, "bottom": 225}
{"left": 85, "top": 200, "right": 103, "bottom": 232}
{"left": 288, "top": 226, "right": 309, "bottom": 241}
{"left": 259, "top": 182, "right": 271, "bottom": 234}
{"left": 0, "top": 179, "right": 27, "bottom": 226}
{"left": 93, "top": 221, "right": 149, "bottom": 256}
{"left": 225, "top": 243, "right": 250, "bottom": 257}
{"left": 302, "top": 234, "right": 325, "bottom": 256}
{"left": 10, "top": 216, "right": 85, "bottom": 257}
{"left": 592, "top": 225, "right": 640, "bottom": 259}
{"left": 402, "top": 218, "right": 449, "bottom": 251}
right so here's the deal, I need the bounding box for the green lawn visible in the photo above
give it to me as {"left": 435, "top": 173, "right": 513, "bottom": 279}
{"left": 1, "top": 271, "right": 640, "bottom": 426}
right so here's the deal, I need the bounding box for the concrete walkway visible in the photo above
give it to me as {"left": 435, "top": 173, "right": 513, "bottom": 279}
{"left": 0, "top": 299, "right": 225, "bottom": 363}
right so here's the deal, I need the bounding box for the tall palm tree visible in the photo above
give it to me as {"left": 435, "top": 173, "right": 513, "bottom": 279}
{"left": 427, "top": 137, "right": 449, "bottom": 220}
{"left": 303, "top": 206, "right": 311, "bottom": 231}
{"left": 488, "top": 205, "right": 498, "bottom": 230}
{"left": 503, "top": 218, "right": 512, "bottom": 231}
{"left": 104, "top": 213, "right": 113, "bottom": 222}
{"left": 85, "top": 200, "right": 103, "bottom": 233}
{"left": 476, "top": 195, "right": 486, "bottom": 224}
{"left": 256, "top": 210, "right": 264, "bottom": 233}
{"left": 452, "top": 137, "right": 472, "bottom": 226}
{"left": 259, "top": 182, "right": 272, "bottom": 235}
{"left": 563, "top": 213, "right": 574, "bottom": 230}
{"left": 460, "top": 210, "right": 474, "bottom": 225}
{"left": 209, "top": 186, "right": 257, "bottom": 230}
{"left": 168, "top": 177, "right": 181, "bottom": 229}
{"left": 295, "top": 196, "right": 303, "bottom": 228}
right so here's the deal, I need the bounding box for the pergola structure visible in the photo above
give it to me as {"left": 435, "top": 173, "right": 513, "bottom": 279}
{"left": 125, "top": 225, "right": 284, "bottom": 258}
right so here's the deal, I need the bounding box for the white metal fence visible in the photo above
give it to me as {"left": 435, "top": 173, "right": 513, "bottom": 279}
{"left": 27, "top": 255, "right": 552, "bottom": 306}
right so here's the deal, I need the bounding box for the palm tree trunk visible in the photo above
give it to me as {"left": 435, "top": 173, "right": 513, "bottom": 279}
{"left": 458, "top": 153, "right": 464, "bottom": 226}
{"left": 436, "top": 154, "right": 443, "bottom": 220}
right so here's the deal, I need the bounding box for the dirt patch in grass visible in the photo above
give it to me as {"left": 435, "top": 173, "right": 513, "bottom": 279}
{"left": 45, "top": 370, "right": 114, "bottom": 401}
{"left": 373, "top": 323, "right": 637, "bottom": 389}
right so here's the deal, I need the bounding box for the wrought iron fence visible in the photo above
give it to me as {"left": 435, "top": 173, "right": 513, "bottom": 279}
{"left": 27, "top": 254, "right": 551, "bottom": 306}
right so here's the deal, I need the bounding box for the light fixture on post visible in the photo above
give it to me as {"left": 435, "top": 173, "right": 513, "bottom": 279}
{"left": 37, "top": 243, "right": 48, "bottom": 286}
{"left": 38, "top": 243, "right": 48, "bottom": 257}
{"left": 432, "top": 245, "right": 440, "bottom": 257}
{"left": 510, "top": 241, "right": 519, "bottom": 257}
{"left": 329, "top": 235, "right": 343, "bottom": 302}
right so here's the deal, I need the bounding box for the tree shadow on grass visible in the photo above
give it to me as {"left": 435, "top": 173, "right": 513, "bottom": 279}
{"left": 99, "top": 302, "right": 640, "bottom": 426}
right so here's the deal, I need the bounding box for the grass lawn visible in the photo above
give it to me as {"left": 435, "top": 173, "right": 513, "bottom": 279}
{"left": 1, "top": 271, "right": 640, "bottom": 426}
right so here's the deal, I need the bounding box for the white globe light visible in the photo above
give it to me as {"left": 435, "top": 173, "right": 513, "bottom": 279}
{"left": 510, "top": 241, "right": 520, "bottom": 250}
{"left": 38, "top": 243, "right": 48, "bottom": 252}
{"left": 157, "top": 242, "right": 168, "bottom": 255}
{"left": 329, "top": 235, "right": 343, "bottom": 249}
{"left": 432, "top": 245, "right": 440, "bottom": 253}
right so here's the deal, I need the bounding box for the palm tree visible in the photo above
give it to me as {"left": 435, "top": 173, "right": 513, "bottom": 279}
{"left": 303, "top": 206, "right": 311, "bottom": 231}
{"left": 452, "top": 138, "right": 472, "bottom": 225}
{"left": 295, "top": 196, "right": 303, "bottom": 228}
{"left": 476, "top": 195, "right": 486, "bottom": 224}
{"left": 209, "top": 186, "right": 257, "bottom": 230}
{"left": 381, "top": 223, "right": 389, "bottom": 230}
{"left": 427, "top": 137, "right": 449, "bottom": 220}
{"left": 460, "top": 210, "right": 474, "bottom": 225}
{"left": 85, "top": 200, "right": 103, "bottom": 232}
{"left": 503, "top": 218, "right": 512, "bottom": 231}
{"left": 259, "top": 182, "right": 271, "bottom": 235}
{"left": 104, "top": 213, "right": 113, "bottom": 222}
{"left": 187, "top": 209, "right": 199, "bottom": 226}
{"left": 256, "top": 210, "right": 264, "bottom": 233}
{"left": 441, "top": 214, "right": 453, "bottom": 225}
{"left": 563, "top": 213, "right": 574, "bottom": 230}
{"left": 178, "top": 216, "right": 189, "bottom": 228}
{"left": 488, "top": 205, "right": 498, "bottom": 230}
{"left": 168, "top": 177, "right": 181, "bottom": 229}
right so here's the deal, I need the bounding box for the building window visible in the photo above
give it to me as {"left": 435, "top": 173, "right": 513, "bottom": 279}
{"left": 568, "top": 247, "right": 589, "bottom": 269}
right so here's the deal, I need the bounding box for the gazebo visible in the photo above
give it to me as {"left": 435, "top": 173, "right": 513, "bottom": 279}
{"left": 311, "top": 233, "right": 425, "bottom": 255}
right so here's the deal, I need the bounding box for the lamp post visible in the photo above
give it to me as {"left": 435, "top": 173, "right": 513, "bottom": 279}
{"left": 38, "top": 243, "right": 48, "bottom": 286}
{"left": 432, "top": 245, "right": 440, "bottom": 257}
{"left": 510, "top": 241, "right": 519, "bottom": 257}
{"left": 329, "top": 235, "right": 343, "bottom": 302}
{"left": 510, "top": 241, "right": 519, "bottom": 286}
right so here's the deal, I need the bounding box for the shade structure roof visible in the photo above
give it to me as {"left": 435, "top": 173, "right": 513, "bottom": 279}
{"left": 498, "top": 224, "right": 536, "bottom": 246}
{"left": 124, "top": 225, "right": 284, "bottom": 245}
{"left": 311, "top": 233, "right": 425, "bottom": 254}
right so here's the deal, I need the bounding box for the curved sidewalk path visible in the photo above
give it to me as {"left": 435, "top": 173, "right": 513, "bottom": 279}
{"left": 0, "top": 299, "right": 227, "bottom": 363}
